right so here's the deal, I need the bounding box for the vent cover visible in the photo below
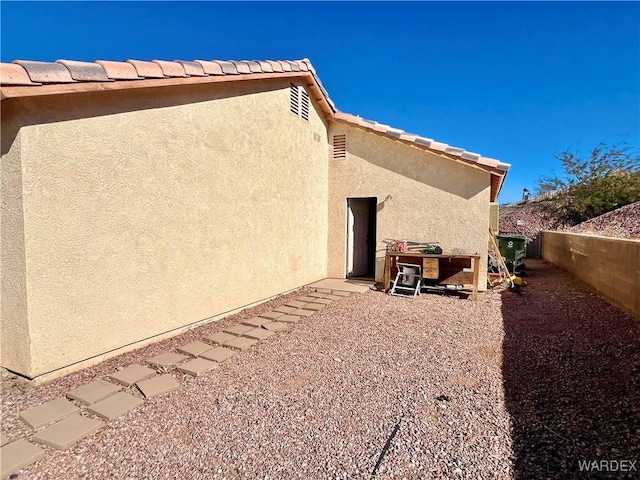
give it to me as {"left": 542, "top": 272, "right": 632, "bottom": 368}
{"left": 301, "top": 90, "right": 309, "bottom": 121}
{"left": 332, "top": 134, "right": 346, "bottom": 159}
{"left": 290, "top": 84, "right": 299, "bottom": 115}
{"left": 290, "top": 84, "right": 310, "bottom": 121}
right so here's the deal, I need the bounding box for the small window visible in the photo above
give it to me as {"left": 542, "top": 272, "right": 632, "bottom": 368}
{"left": 332, "top": 134, "right": 346, "bottom": 159}
{"left": 301, "top": 89, "right": 310, "bottom": 121}
{"left": 290, "top": 84, "right": 299, "bottom": 115}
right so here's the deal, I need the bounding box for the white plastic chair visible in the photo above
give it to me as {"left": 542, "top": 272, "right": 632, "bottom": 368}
{"left": 390, "top": 262, "right": 422, "bottom": 298}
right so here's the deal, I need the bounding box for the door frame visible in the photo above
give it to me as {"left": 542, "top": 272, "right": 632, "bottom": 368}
{"left": 346, "top": 197, "right": 377, "bottom": 278}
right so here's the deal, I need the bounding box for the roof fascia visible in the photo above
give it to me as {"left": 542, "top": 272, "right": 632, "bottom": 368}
{"left": 0, "top": 71, "right": 335, "bottom": 119}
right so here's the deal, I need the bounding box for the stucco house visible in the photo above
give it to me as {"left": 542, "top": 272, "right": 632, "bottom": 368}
{"left": 1, "top": 58, "right": 510, "bottom": 380}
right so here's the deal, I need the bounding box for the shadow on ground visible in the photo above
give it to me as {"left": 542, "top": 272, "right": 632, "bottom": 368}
{"left": 502, "top": 259, "right": 640, "bottom": 479}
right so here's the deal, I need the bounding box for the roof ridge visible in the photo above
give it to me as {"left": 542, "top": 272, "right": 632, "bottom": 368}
{"left": 0, "top": 58, "right": 313, "bottom": 86}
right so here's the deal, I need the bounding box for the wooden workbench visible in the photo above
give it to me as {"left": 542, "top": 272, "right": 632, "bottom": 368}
{"left": 384, "top": 251, "right": 481, "bottom": 300}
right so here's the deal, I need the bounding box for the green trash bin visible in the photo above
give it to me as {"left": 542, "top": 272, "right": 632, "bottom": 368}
{"left": 497, "top": 235, "right": 527, "bottom": 269}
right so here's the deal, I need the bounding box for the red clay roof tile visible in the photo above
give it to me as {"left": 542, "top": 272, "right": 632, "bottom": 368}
{"left": 428, "top": 141, "right": 448, "bottom": 151}
{"left": 334, "top": 112, "right": 357, "bottom": 122}
{"left": 152, "top": 60, "right": 187, "bottom": 77}
{"left": 359, "top": 118, "right": 377, "bottom": 127}
{"left": 175, "top": 60, "right": 206, "bottom": 77}
{"left": 266, "top": 60, "right": 283, "bottom": 73}
{"left": 287, "top": 61, "right": 301, "bottom": 72}
{"left": 258, "top": 61, "right": 273, "bottom": 73}
{"left": 0, "top": 63, "right": 40, "bottom": 86}
{"left": 399, "top": 133, "right": 418, "bottom": 143}
{"left": 461, "top": 151, "right": 481, "bottom": 161}
{"left": 56, "top": 60, "right": 111, "bottom": 82}
{"left": 194, "top": 60, "right": 224, "bottom": 75}
{"left": 300, "top": 59, "right": 313, "bottom": 72}
{"left": 477, "top": 157, "right": 500, "bottom": 168}
{"left": 96, "top": 60, "right": 142, "bottom": 80}
{"left": 126, "top": 60, "right": 164, "bottom": 78}
{"left": 278, "top": 61, "right": 292, "bottom": 72}
{"left": 231, "top": 61, "right": 251, "bottom": 74}
{"left": 213, "top": 61, "right": 238, "bottom": 75}
{"left": 445, "top": 146, "right": 464, "bottom": 156}
{"left": 414, "top": 137, "right": 434, "bottom": 147}
{"left": 247, "top": 61, "right": 262, "bottom": 73}
{"left": 14, "top": 60, "right": 75, "bottom": 83}
{"left": 372, "top": 123, "right": 390, "bottom": 133}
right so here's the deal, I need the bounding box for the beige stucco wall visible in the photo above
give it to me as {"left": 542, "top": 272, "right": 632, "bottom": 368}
{"left": 1, "top": 101, "right": 31, "bottom": 374}
{"left": 490, "top": 202, "right": 499, "bottom": 232}
{"left": 1, "top": 79, "right": 329, "bottom": 378}
{"left": 328, "top": 123, "right": 491, "bottom": 288}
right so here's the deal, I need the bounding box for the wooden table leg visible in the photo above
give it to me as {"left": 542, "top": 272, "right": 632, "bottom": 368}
{"left": 384, "top": 255, "right": 391, "bottom": 292}
{"left": 471, "top": 257, "right": 479, "bottom": 300}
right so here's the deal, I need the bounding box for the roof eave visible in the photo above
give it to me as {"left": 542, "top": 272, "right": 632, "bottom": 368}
{"left": 0, "top": 70, "right": 336, "bottom": 118}
{"left": 334, "top": 116, "right": 511, "bottom": 183}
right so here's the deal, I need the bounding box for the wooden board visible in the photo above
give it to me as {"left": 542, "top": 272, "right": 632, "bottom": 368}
{"left": 422, "top": 258, "right": 439, "bottom": 279}
{"left": 439, "top": 270, "right": 474, "bottom": 286}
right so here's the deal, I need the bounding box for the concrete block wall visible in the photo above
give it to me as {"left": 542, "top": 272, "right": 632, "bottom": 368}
{"left": 542, "top": 231, "right": 640, "bottom": 319}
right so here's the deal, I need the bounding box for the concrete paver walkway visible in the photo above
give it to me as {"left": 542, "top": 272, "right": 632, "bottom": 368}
{"left": 86, "top": 392, "right": 144, "bottom": 421}
{"left": 19, "top": 399, "right": 79, "bottom": 430}
{"left": 32, "top": 414, "right": 102, "bottom": 450}
{"left": 67, "top": 380, "right": 122, "bottom": 406}
{"left": 1, "top": 282, "right": 364, "bottom": 478}
{"left": 0, "top": 439, "right": 45, "bottom": 479}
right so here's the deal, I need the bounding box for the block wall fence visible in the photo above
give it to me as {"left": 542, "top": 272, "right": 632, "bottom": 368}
{"left": 542, "top": 231, "right": 640, "bottom": 320}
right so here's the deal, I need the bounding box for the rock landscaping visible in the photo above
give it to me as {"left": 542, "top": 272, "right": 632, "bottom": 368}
{"left": 1, "top": 265, "right": 638, "bottom": 479}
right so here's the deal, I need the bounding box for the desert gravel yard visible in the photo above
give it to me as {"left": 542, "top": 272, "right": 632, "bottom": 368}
{"left": 2, "top": 260, "right": 639, "bottom": 479}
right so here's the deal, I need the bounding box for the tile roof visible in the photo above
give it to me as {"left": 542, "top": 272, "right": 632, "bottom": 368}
{"left": 0, "top": 57, "right": 337, "bottom": 118}
{"left": 13, "top": 60, "right": 75, "bottom": 84}
{"left": 0, "top": 57, "right": 510, "bottom": 196}
{"left": 334, "top": 112, "right": 510, "bottom": 173}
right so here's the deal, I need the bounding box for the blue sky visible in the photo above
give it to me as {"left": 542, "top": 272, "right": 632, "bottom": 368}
{"left": 2, "top": 1, "right": 638, "bottom": 203}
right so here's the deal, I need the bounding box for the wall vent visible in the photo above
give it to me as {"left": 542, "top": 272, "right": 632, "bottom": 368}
{"left": 290, "top": 84, "right": 299, "bottom": 115}
{"left": 332, "top": 134, "right": 347, "bottom": 159}
{"left": 301, "top": 89, "right": 310, "bottom": 121}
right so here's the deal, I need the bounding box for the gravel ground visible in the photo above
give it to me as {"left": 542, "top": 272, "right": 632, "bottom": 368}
{"left": 564, "top": 201, "right": 640, "bottom": 239}
{"left": 2, "top": 261, "right": 639, "bottom": 479}
{"left": 503, "top": 260, "right": 640, "bottom": 479}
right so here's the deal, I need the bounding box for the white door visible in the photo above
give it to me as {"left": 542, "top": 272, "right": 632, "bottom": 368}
{"left": 347, "top": 199, "right": 370, "bottom": 277}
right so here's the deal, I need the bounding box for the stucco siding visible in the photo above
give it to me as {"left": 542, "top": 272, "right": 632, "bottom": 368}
{"left": 4, "top": 79, "right": 329, "bottom": 377}
{"left": 1, "top": 102, "right": 32, "bottom": 374}
{"left": 328, "top": 123, "right": 490, "bottom": 288}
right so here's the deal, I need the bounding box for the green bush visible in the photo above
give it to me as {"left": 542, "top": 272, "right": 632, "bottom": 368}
{"left": 537, "top": 143, "right": 640, "bottom": 225}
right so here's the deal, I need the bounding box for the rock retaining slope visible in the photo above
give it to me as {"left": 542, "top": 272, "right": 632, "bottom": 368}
{"left": 566, "top": 201, "right": 640, "bottom": 239}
